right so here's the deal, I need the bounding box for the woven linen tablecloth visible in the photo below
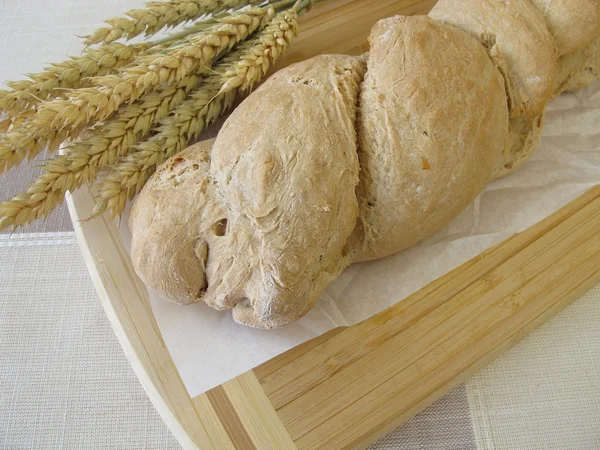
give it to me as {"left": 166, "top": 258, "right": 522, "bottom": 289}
{"left": 1, "top": 1, "right": 599, "bottom": 449}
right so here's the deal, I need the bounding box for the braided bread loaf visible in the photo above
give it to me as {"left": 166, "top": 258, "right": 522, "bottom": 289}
{"left": 130, "top": 1, "right": 600, "bottom": 329}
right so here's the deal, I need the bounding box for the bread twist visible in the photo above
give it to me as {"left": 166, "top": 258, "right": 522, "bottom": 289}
{"left": 130, "top": 1, "right": 600, "bottom": 329}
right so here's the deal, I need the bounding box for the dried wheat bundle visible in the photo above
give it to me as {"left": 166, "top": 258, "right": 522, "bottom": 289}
{"left": 0, "top": 6, "right": 274, "bottom": 175}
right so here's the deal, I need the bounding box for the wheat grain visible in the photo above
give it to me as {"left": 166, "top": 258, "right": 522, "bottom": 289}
{"left": 0, "top": 74, "right": 202, "bottom": 231}
{"left": 93, "top": 10, "right": 296, "bottom": 218}
{"left": 0, "top": 118, "right": 93, "bottom": 174}
{"left": 84, "top": 0, "right": 266, "bottom": 45}
{"left": 0, "top": 128, "right": 74, "bottom": 175}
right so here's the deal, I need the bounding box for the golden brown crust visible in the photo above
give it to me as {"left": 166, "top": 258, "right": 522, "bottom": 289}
{"left": 131, "top": 55, "right": 366, "bottom": 329}
{"left": 488, "top": 1, "right": 600, "bottom": 179}
{"left": 129, "top": 139, "right": 224, "bottom": 306}
{"left": 207, "top": 54, "right": 366, "bottom": 328}
{"left": 556, "top": 34, "right": 600, "bottom": 93}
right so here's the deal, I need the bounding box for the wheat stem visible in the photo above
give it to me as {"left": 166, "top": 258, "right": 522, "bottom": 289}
{"left": 83, "top": 0, "right": 267, "bottom": 45}
{"left": 147, "top": 15, "right": 223, "bottom": 46}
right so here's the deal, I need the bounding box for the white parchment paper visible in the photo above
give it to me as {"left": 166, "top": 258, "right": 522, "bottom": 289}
{"left": 120, "top": 80, "right": 600, "bottom": 398}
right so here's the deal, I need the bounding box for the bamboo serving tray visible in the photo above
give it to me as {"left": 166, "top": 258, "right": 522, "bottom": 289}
{"left": 67, "top": 1, "right": 600, "bottom": 449}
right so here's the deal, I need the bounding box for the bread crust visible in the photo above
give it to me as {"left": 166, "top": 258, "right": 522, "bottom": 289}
{"left": 556, "top": 34, "right": 600, "bottom": 93}
{"left": 131, "top": 55, "right": 366, "bottom": 328}
{"left": 430, "top": 0, "right": 557, "bottom": 117}
{"left": 349, "top": 16, "right": 508, "bottom": 262}
{"left": 129, "top": 139, "right": 223, "bottom": 306}
{"left": 529, "top": 0, "right": 600, "bottom": 56}
{"left": 208, "top": 54, "right": 366, "bottom": 328}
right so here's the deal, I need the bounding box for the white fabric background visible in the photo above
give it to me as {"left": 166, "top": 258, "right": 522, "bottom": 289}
{"left": 0, "top": 236, "right": 180, "bottom": 449}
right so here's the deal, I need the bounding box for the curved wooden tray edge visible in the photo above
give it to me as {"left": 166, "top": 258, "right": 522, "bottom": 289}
{"left": 66, "top": 188, "right": 222, "bottom": 449}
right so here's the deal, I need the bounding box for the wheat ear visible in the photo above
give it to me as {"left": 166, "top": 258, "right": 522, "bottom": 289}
{"left": 219, "top": 8, "right": 297, "bottom": 93}
{"left": 0, "top": 17, "right": 223, "bottom": 119}
{"left": 84, "top": 0, "right": 266, "bottom": 45}
{"left": 93, "top": 9, "right": 298, "bottom": 218}
{"left": 30, "top": 7, "right": 273, "bottom": 131}
{"left": 0, "top": 74, "right": 201, "bottom": 231}
{"left": 0, "top": 127, "right": 77, "bottom": 175}
{"left": 0, "top": 43, "right": 151, "bottom": 118}
{"left": 0, "top": 7, "right": 272, "bottom": 175}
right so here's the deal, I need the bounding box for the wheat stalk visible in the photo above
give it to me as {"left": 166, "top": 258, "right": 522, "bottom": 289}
{"left": 0, "top": 74, "right": 201, "bottom": 231}
{"left": 0, "top": 6, "right": 272, "bottom": 175}
{"left": 93, "top": 9, "right": 297, "bottom": 218}
{"left": 84, "top": 0, "right": 266, "bottom": 45}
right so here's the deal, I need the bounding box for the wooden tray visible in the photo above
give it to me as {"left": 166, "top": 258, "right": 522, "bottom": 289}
{"left": 66, "top": 1, "right": 600, "bottom": 449}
